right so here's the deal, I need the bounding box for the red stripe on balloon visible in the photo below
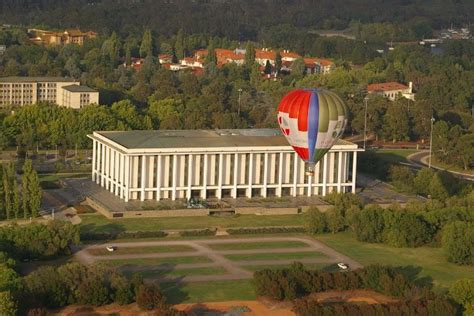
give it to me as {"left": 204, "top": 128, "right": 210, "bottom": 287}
{"left": 297, "top": 92, "right": 310, "bottom": 132}
{"left": 292, "top": 145, "right": 309, "bottom": 160}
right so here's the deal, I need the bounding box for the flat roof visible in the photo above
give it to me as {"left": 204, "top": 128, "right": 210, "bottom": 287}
{"left": 62, "top": 84, "right": 97, "bottom": 92}
{"left": 0, "top": 76, "right": 77, "bottom": 83}
{"left": 93, "top": 129, "right": 356, "bottom": 150}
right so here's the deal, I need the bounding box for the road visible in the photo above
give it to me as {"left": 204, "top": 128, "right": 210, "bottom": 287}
{"left": 74, "top": 236, "right": 362, "bottom": 283}
{"left": 407, "top": 151, "right": 474, "bottom": 181}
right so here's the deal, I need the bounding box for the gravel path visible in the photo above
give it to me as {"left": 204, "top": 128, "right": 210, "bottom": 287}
{"left": 74, "top": 236, "right": 362, "bottom": 282}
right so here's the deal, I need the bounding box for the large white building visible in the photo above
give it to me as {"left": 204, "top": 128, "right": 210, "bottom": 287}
{"left": 89, "top": 129, "right": 362, "bottom": 202}
{"left": 0, "top": 77, "right": 99, "bottom": 109}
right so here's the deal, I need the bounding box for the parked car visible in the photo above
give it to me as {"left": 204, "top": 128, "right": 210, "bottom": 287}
{"left": 106, "top": 245, "right": 116, "bottom": 252}
{"left": 337, "top": 262, "right": 349, "bottom": 270}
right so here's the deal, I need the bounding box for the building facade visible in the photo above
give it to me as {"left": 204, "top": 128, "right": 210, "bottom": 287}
{"left": 89, "top": 129, "right": 362, "bottom": 202}
{"left": 0, "top": 77, "right": 99, "bottom": 108}
{"left": 367, "top": 82, "right": 415, "bottom": 101}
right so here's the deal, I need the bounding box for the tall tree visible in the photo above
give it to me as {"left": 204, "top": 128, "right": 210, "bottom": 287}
{"left": 174, "top": 29, "right": 185, "bottom": 60}
{"left": 244, "top": 42, "right": 255, "bottom": 66}
{"left": 0, "top": 168, "right": 4, "bottom": 220}
{"left": 275, "top": 50, "right": 282, "bottom": 74}
{"left": 205, "top": 38, "right": 217, "bottom": 65}
{"left": 139, "top": 29, "right": 154, "bottom": 58}
{"left": 21, "top": 160, "right": 32, "bottom": 218}
{"left": 27, "top": 167, "right": 41, "bottom": 218}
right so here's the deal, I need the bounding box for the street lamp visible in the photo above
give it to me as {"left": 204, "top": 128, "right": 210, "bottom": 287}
{"left": 237, "top": 88, "right": 243, "bottom": 116}
{"left": 363, "top": 96, "right": 369, "bottom": 150}
{"left": 428, "top": 117, "right": 435, "bottom": 168}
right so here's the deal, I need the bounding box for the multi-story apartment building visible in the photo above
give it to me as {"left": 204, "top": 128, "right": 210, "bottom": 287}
{"left": 0, "top": 77, "right": 99, "bottom": 109}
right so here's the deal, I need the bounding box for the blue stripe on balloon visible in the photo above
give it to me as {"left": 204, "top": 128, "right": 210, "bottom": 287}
{"left": 307, "top": 89, "right": 319, "bottom": 162}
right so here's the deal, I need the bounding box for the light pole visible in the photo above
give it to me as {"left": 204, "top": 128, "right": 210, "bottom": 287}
{"left": 363, "top": 97, "right": 368, "bottom": 149}
{"left": 428, "top": 117, "right": 435, "bottom": 168}
{"left": 238, "top": 88, "right": 243, "bottom": 116}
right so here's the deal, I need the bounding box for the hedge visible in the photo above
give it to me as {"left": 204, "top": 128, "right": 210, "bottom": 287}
{"left": 178, "top": 228, "right": 216, "bottom": 237}
{"left": 226, "top": 226, "right": 305, "bottom": 235}
{"left": 80, "top": 230, "right": 167, "bottom": 241}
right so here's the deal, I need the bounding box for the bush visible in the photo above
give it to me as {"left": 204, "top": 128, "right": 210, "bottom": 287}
{"left": 136, "top": 284, "right": 167, "bottom": 311}
{"left": 0, "top": 291, "right": 17, "bottom": 316}
{"left": 389, "top": 165, "right": 415, "bottom": 192}
{"left": 226, "top": 226, "right": 305, "bottom": 235}
{"left": 353, "top": 206, "right": 385, "bottom": 243}
{"left": 449, "top": 279, "right": 474, "bottom": 315}
{"left": 179, "top": 228, "right": 216, "bottom": 237}
{"left": 442, "top": 221, "right": 474, "bottom": 265}
{"left": 80, "top": 230, "right": 168, "bottom": 241}
{"left": 304, "top": 207, "right": 327, "bottom": 234}
{"left": 383, "top": 211, "right": 433, "bottom": 247}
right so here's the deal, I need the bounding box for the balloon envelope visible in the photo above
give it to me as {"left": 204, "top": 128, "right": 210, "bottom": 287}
{"left": 277, "top": 89, "right": 348, "bottom": 168}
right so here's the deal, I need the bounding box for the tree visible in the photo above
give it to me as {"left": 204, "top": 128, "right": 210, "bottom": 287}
{"left": 264, "top": 60, "right": 272, "bottom": 75}
{"left": 383, "top": 101, "right": 410, "bottom": 142}
{"left": 0, "top": 291, "right": 17, "bottom": 316}
{"left": 413, "top": 168, "right": 435, "bottom": 197}
{"left": 455, "top": 133, "right": 474, "bottom": 170}
{"left": 326, "top": 207, "right": 345, "bottom": 233}
{"left": 140, "top": 29, "right": 154, "bottom": 58}
{"left": 244, "top": 42, "right": 255, "bottom": 66}
{"left": 136, "top": 284, "right": 166, "bottom": 311}
{"left": 275, "top": 50, "right": 282, "bottom": 73}
{"left": 27, "top": 166, "right": 41, "bottom": 218}
{"left": 291, "top": 57, "right": 306, "bottom": 76}
{"left": 205, "top": 38, "right": 217, "bottom": 65}
{"left": 353, "top": 206, "right": 385, "bottom": 243}
{"left": 442, "top": 221, "right": 473, "bottom": 265}
{"left": 21, "top": 160, "right": 32, "bottom": 218}
{"left": 305, "top": 207, "right": 327, "bottom": 234}
{"left": 449, "top": 279, "right": 474, "bottom": 315}
{"left": 0, "top": 264, "right": 20, "bottom": 292}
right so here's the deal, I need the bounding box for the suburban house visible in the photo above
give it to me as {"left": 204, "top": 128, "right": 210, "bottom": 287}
{"left": 367, "top": 82, "right": 415, "bottom": 101}
{"left": 28, "top": 28, "right": 96, "bottom": 46}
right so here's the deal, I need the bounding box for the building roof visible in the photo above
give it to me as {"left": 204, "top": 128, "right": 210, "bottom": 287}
{"left": 255, "top": 49, "right": 276, "bottom": 60}
{"left": 368, "top": 82, "right": 408, "bottom": 92}
{"left": 0, "top": 76, "right": 77, "bottom": 83}
{"left": 62, "top": 84, "right": 97, "bottom": 93}
{"left": 92, "top": 129, "right": 356, "bottom": 151}
{"left": 281, "top": 51, "right": 301, "bottom": 59}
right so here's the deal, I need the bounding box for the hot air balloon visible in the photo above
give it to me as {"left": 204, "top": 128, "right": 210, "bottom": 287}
{"left": 277, "top": 89, "right": 349, "bottom": 176}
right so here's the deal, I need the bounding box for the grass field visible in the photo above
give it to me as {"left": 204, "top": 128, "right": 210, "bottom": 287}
{"left": 244, "top": 263, "right": 333, "bottom": 272}
{"left": 80, "top": 213, "right": 305, "bottom": 234}
{"left": 100, "top": 256, "right": 212, "bottom": 267}
{"left": 373, "top": 149, "right": 417, "bottom": 164}
{"left": 87, "top": 245, "right": 195, "bottom": 256}
{"left": 208, "top": 240, "right": 309, "bottom": 251}
{"left": 162, "top": 280, "right": 256, "bottom": 304}
{"left": 316, "top": 232, "right": 474, "bottom": 289}
{"left": 224, "top": 251, "right": 325, "bottom": 261}
{"left": 122, "top": 267, "right": 228, "bottom": 279}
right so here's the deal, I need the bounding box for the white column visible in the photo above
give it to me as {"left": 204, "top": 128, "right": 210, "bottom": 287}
{"left": 100, "top": 144, "right": 105, "bottom": 186}
{"left": 202, "top": 154, "right": 208, "bottom": 199}
{"left": 124, "top": 155, "right": 130, "bottom": 202}
{"left": 233, "top": 153, "right": 239, "bottom": 198}
{"left": 277, "top": 152, "right": 283, "bottom": 197}
{"left": 247, "top": 153, "right": 253, "bottom": 198}
{"left": 96, "top": 142, "right": 101, "bottom": 184}
{"left": 322, "top": 153, "right": 328, "bottom": 196}
{"left": 110, "top": 149, "right": 116, "bottom": 193}
{"left": 92, "top": 140, "right": 96, "bottom": 181}
{"left": 119, "top": 153, "right": 124, "bottom": 199}
{"left": 172, "top": 154, "right": 177, "bottom": 201}
{"left": 263, "top": 153, "right": 268, "bottom": 197}
{"left": 187, "top": 154, "right": 193, "bottom": 199}
{"left": 307, "top": 175, "right": 312, "bottom": 197}
{"left": 352, "top": 151, "right": 358, "bottom": 193}
{"left": 292, "top": 152, "right": 298, "bottom": 197}
{"left": 105, "top": 146, "right": 110, "bottom": 189}
{"left": 217, "top": 153, "right": 223, "bottom": 199}
{"left": 337, "top": 152, "right": 343, "bottom": 193}
{"left": 140, "top": 156, "right": 146, "bottom": 201}
{"left": 156, "top": 155, "right": 162, "bottom": 200}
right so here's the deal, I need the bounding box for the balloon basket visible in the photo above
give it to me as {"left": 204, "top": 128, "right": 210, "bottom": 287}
{"left": 305, "top": 163, "right": 315, "bottom": 177}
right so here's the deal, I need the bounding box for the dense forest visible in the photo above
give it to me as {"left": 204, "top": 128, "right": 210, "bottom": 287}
{"left": 1, "top": 0, "right": 473, "bottom": 42}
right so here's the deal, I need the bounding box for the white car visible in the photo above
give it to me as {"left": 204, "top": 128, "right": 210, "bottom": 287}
{"left": 337, "top": 262, "right": 348, "bottom": 270}
{"left": 106, "top": 245, "right": 115, "bottom": 252}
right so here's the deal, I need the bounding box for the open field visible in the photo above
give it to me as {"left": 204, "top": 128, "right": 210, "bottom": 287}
{"left": 316, "top": 232, "right": 474, "bottom": 288}
{"left": 79, "top": 213, "right": 305, "bottom": 233}
{"left": 101, "top": 256, "right": 213, "bottom": 267}
{"left": 373, "top": 149, "right": 418, "bottom": 164}
{"left": 224, "top": 251, "right": 325, "bottom": 262}
{"left": 87, "top": 245, "right": 195, "bottom": 256}
{"left": 122, "top": 267, "right": 229, "bottom": 279}
{"left": 207, "top": 240, "right": 308, "bottom": 251}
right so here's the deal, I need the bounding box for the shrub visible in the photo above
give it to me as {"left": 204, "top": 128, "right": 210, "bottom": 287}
{"left": 442, "top": 221, "right": 474, "bottom": 265}
{"left": 449, "top": 279, "right": 474, "bottom": 315}
{"left": 353, "top": 206, "right": 385, "bottom": 243}
{"left": 136, "top": 284, "right": 167, "bottom": 311}
{"left": 0, "top": 291, "right": 17, "bottom": 316}
{"left": 304, "top": 207, "right": 327, "bottom": 234}
{"left": 179, "top": 228, "right": 216, "bottom": 237}
{"left": 226, "top": 226, "right": 305, "bottom": 235}
{"left": 389, "top": 165, "right": 415, "bottom": 192}
{"left": 383, "top": 211, "right": 433, "bottom": 247}
{"left": 80, "top": 230, "right": 167, "bottom": 241}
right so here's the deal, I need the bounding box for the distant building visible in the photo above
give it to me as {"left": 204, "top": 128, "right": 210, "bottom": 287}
{"left": 280, "top": 50, "right": 301, "bottom": 62}
{"left": 28, "top": 28, "right": 97, "bottom": 46}
{"left": 304, "top": 58, "right": 335, "bottom": 74}
{"left": 158, "top": 54, "right": 173, "bottom": 64}
{"left": 367, "top": 82, "right": 415, "bottom": 101}
{"left": 255, "top": 48, "right": 276, "bottom": 66}
{"left": 215, "top": 48, "right": 245, "bottom": 66}
{"left": 181, "top": 57, "right": 204, "bottom": 68}
{"left": 89, "top": 129, "right": 361, "bottom": 202}
{"left": 0, "top": 77, "right": 98, "bottom": 109}
{"left": 0, "top": 44, "right": 5, "bottom": 55}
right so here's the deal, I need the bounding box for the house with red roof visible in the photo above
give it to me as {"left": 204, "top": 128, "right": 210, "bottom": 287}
{"left": 367, "top": 82, "right": 415, "bottom": 101}
{"left": 181, "top": 57, "right": 204, "bottom": 68}
{"left": 304, "top": 58, "right": 335, "bottom": 74}
{"left": 159, "top": 54, "right": 173, "bottom": 64}
{"left": 255, "top": 48, "right": 276, "bottom": 66}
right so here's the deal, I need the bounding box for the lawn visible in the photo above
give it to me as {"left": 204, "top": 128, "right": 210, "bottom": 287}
{"left": 79, "top": 213, "right": 305, "bottom": 234}
{"left": 224, "top": 251, "right": 325, "bottom": 261}
{"left": 373, "top": 149, "right": 418, "bottom": 164}
{"left": 161, "top": 280, "right": 256, "bottom": 304}
{"left": 244, "top": 263, "right": 333, "bottom": 272}
{"left": 87, "top": 245, "right": 195, "bottom": 256}
{"left": 316, "top": 232, "right": 474, "bottom": 289}
{"left": 208, "top": 240, "right": 309, "bottom": 251}
{"left": 122, "top": 267, "right": 228, "bottom": 279}
{"left": 99, "top": 256, "right": 212, "bottom": 267}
